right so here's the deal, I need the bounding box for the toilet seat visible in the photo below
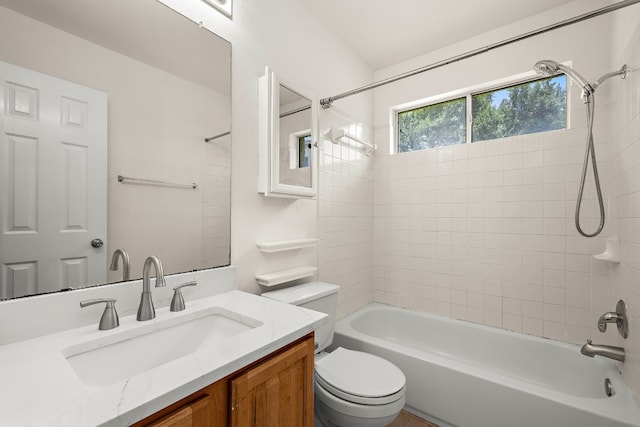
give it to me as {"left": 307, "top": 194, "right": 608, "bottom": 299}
{"left": 315, "top": 347, "right": 406, "bottom": 405}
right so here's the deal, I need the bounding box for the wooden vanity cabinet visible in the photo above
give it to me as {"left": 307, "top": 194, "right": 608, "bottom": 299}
{"left": 133, "top": 333, "right": 314, "bottom": 427}
{"left": 229, "top": 333, "right": 314, "bottom": 426}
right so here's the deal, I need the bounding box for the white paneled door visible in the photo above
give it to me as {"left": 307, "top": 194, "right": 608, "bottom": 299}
{"left": 0, "top": 61, "right": 107, "bottom": 298}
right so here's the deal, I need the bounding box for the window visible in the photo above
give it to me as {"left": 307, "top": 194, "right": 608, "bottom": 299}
{"left": 288, "top": 130, "right": 311, "bottom": 169}
{"left": 396, "top": 75, "right": 566, "bottom": 153}
{"left": 398, "top": 97, "right": 466, "bottom": 152}
{"left": 298, "top": 134, "right": 311, "bottom": 168}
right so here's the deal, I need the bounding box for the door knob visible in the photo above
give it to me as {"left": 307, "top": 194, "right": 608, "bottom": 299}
{"left": 91, "top": 238, "right": 104, "bottom": 248}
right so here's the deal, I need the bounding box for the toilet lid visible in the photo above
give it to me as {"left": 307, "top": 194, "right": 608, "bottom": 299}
{"left": 315, "top": 347, "right": 406, "bottom": 405}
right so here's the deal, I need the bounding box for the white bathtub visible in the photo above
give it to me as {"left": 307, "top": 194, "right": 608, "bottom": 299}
{"left": 331, "top": 303, "right": 640, "bottom": 427}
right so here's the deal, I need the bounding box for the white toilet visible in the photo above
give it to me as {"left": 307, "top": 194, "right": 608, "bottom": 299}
{"left": 262, "top": 282, "right": 406, "bottom": 427}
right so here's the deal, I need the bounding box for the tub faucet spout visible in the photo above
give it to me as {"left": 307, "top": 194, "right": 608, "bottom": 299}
{"left": 581, "top": 339, "right": 625, "bottom": 362}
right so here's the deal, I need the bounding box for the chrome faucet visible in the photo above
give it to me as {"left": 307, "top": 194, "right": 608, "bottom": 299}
{"left": 109, "top": 248, "right": 130, "bottom": 281}
{"left": 137, "top": 256, "right": 166, "bottom": 321}
{"left": 581, "top": 339, "right": 625, "bottom": 362}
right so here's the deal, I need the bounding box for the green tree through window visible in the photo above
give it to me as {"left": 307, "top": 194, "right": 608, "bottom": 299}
{"left": 397, "top": 75, "right": 566, "bottom": 153}
{"left": 398, "top": 97, "right": 466, "bottom": 152}
{"left": 473, "top": 76, "right": 566, "bottom": 142}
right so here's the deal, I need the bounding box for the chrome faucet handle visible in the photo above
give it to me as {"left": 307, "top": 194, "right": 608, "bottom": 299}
{"left": 80, "top": 298, "right": 119, "bottom": 330}
{"left": 170, "top": 280, "right": 197, "bottom": 312}
{"left": 597, "top": 300, "right": 628, "bottom": 338}
{"left": 597, "top": 312, "right": 619, "bottom": 331}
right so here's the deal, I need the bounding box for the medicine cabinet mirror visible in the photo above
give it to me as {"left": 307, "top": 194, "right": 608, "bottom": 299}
{"left": 258, "top": 67, "right": 317, "bottom": 199}
{"left": 0, "top": 0, "right": 231, "bottom": 299}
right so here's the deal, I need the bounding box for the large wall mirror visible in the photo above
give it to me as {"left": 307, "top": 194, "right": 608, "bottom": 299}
{"left": 0, "top": 0, "right": 231, "bottom": 299}
{"left": 258, "top": 67, "right": 317, "bottom": 199}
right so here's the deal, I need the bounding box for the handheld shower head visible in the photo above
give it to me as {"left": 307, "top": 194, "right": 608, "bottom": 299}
{"left": 533, "top": 60, "right": 594, "bottom": 98}
{"left": 533, "top": 59, "right": 560, "bottom": 76}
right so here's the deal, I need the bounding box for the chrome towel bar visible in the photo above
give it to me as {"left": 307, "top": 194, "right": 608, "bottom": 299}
{"left": 117, "top": 175, "right": 197, "bottom": 189}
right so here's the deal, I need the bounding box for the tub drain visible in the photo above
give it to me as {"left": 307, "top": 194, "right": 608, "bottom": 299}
{"left": 605, "top": 378, "right": 614, "bottom": 397}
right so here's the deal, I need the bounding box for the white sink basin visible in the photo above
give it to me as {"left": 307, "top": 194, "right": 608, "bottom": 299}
{"left": 62, "top": 307, "right": 261, "bottom": 387}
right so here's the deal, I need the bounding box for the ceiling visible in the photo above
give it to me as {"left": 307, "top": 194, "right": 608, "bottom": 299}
{"left": 0, "top": 0, "right": 230, "bottom": 94}
{"left": 301, "top": 0, "right": 581, "bottom": 70}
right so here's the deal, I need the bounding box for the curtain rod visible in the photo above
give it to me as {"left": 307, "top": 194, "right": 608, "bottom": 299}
{"left": 320, "top": 0, "right": 640, "bottom": 109}
{"left": 280, "top": 104, "right": 311, "bottom": 118}
{"left": 204, "top": 131, "right": 231, "bottom": 142}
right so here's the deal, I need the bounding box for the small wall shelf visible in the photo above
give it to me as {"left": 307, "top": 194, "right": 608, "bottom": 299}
{"left": 593, "top": 237, "right": 620, "bottom": 264}
{"left": 256, "top": 238, "right": 318, "bottom": 253}
{"left": 255, "top": 266, "right": 317, "bottom": 287}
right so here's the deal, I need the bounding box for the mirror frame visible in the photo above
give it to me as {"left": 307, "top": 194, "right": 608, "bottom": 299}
{"left": 258, "top": 67, "right": 317, "bottom": 199}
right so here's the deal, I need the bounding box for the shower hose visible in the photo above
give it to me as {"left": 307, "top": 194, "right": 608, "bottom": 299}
{"left": 575, "top": 95, "right": 605, "bottom": 238}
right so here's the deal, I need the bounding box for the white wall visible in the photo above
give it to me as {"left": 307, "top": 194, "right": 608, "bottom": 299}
{"left": 159, "top": 0, "right": 375, "bottom": 315}
{"left": 372, "top": 0, "right": 640, "bottom": 396}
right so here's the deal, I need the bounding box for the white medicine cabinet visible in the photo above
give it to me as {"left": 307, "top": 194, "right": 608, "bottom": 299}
{"left": 258, "top": 67, "right": 317, "bottom": 199}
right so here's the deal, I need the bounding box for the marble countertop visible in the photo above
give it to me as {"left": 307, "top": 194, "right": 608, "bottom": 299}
{"left": 0, "top": 290, "right": 327, "bottom": 427}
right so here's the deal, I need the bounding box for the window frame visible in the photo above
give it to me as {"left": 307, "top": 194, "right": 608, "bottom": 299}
{"left": 392, "top": 71, "right": 569, "bottom": 154}
{"left": 288, "top": 128, "right": 311, "bottom": 169}
{"left": 297, "top": 133, "right": 312, "bottom": 168}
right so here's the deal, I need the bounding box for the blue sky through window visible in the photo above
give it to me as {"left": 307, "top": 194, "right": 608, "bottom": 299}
{"left": 490, "top": 75, "right": 566, "bottom": 108}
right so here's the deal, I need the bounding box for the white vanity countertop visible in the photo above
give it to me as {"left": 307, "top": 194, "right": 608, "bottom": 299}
{"left": 0, "top": 290, "right": 327, "bottom": 427}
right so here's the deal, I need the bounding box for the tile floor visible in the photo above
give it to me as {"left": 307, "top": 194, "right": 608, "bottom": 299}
{"left": 387, "top": 410, "right": 439, "bottom": 427}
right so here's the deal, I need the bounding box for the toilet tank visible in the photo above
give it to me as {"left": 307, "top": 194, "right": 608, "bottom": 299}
{"left": 261, "top": 282, "right": 339, "bottom": 353}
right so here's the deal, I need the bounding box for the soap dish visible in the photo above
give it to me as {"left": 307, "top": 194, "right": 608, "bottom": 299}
{"left": 593, "top": 237, "right": 620, "bottom": 264}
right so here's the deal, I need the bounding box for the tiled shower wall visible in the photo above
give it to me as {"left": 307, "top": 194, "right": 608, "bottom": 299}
{"left": 318, "top": 110, "right": 375, "bottom": 319}
{"left": 369, "top": 4, "right": 640, "bottom": 399}
{"left": 373, "top": 113, "right": 616, "bottom": 345}
{"left": 203, "top": 137, "right": 231, "bottom": 268}
{"left": 611, "top": 21, "right": 640, "bottom": 396}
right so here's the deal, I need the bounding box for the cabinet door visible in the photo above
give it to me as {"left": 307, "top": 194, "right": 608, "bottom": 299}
{"left": 230, "top": 336, "right": 314, "bottom": 427}
{"left": 133, "top": 380, "right": 227, "bottom": 427}
{"left": 147, "top": 395, "right": 210, "bottom": 427}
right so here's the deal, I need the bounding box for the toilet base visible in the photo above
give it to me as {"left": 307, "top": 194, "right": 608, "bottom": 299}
{"left": 315, "top": 399, "right": 402, "bottom": 427}
{"left": 314, "top": 382, "right": 405, "bottom": 427}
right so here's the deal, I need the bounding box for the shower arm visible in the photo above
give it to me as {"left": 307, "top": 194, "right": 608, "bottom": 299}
{"left": 592, "top": 64, "right": 627, "bottom": 90}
